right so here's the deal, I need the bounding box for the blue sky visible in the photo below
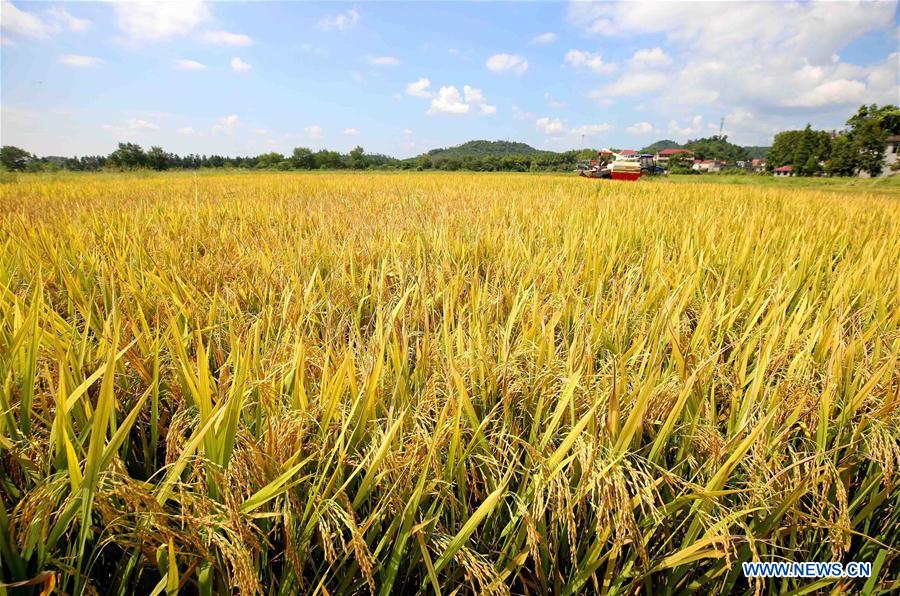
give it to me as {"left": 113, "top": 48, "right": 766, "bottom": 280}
{"left": 2, "top": 1, "right": 898, "bottom": 158}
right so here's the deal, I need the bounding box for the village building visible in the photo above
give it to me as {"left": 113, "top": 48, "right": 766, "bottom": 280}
{"left": 655, "top": 148, "right": 694, "bottom": 166}
{"left": 692, "top": 159, "right": 727, "bottom": 173}
{"left": 773, "top": 165, "right": 793, "bottom": 177}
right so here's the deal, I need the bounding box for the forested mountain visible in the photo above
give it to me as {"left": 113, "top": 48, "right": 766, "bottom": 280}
{"left": 639, "top": 139, "right": 683, "bottom": 153}
{"left": 426, "top": 140, "right": 545, "bottom": 158}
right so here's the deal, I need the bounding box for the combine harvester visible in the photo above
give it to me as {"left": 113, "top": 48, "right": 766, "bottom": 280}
{"left": 577, "top": 149, "right": 662, "bottom": 181}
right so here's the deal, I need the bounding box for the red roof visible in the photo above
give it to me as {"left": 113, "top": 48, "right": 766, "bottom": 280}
{"left": 620, "top": 149, "right": 637, "bottom": 155}
{"left": 774, "top": 165, "right": 793, "bottom": 172}
{"left": 659, "top": 148, "right": 693, "bottom": 156}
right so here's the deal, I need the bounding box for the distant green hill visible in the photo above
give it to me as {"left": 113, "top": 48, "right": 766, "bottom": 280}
{"left": 640, "top": 138, "right": 770, "bottom": 161}
{"left": 426, "top": 140, "right": 544, "bottom": 158}
{"left": 742, "top": 146, "right": 770, "bottom": 160}
{"left": 640, "top": 139, "right": 683, "bottom": 153}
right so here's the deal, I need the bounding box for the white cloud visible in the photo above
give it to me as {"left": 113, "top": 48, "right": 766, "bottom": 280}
{"left": 230, "top": 57, "right": 252, "bottom": 72}
{"left": 174, "top": 59, "right": 206, "bottom": 71}
{"left": 212, "top": 114, "right": 240, "bottom": 135}
{"left": 571, "top": 123, "right": 612, "bottom": 137}
{"left": 45, "top": 7, "right": 90, "bottom": 32}
{"left": 59, "top": 54, "right": 102, "bottom": 68}
{"left": 1, "top": 0, "right": 48, "bottom": 38}
{"left": 668, "top": 115, "right": 704, "bottom": 138}
{"left": 463, "top": 85, "right": 496, "bottom": 115}
{"left": 198, "top": 30, "right": 253, "bottom": 47}
{"left": 486, "top": 53, "right": 529, "bottom": 75}
{"left": 368, "top": 55, "right": 399, "bottom": 66}
{"left": 254, "top": 128, "right": 268, "bottom": 135}
{"left": 304, "top": 125, "right": 323, "bottom": 140}
{"left": 536, "top": 117, "right": 564, "bottom": 135}
{"left": 406, "top": 77, "right": 433, "bottom": 98}
{"left": 113, "top": 0, "right": 210, "bottom": 42}
{"left": 427, "top": 86, "right": 469, "bottom": 115}
{"left": 101, "top": 117, "right": 162, "bottom": 136}
{"left": 626, "top": 122, "right": 655, "bottom": 135}
{"left": 531, "top": 32, "right": 558, "bottom": 45}
{"left": 567, "top": 0, "right": 898, "bottom": 124}
{"left": 784, "top": 79, "right": 866, "bottom": 108}
{"left": 177, "top": 127, "right": 195, "bottom": 135}
{"left": 563, "top": 49, "right": 615, "bottom": 74}
{"left": 601, "top": 71, "right": 668, "bottom": 96}
{"left": 1, "top": 1, "right": 90, "bottom": 38}
{"left": 628, "top": 47, "right": 671, "bottom": 68}
{"left": 420, "top": 84, "right": 496, "bottom": 116}
{"left": 544, "top": 92, "right": 565, "bottom": 108}
{"left": 318, "top": 9, "right": 360, "bottom": 31}
{"left": 512, "top": 105, "right": 535, "bottom": 121}
{"left": 343, "top": 128, "right": 360, "bottom": 136}
{"left": 129, "top": 119, "right": 158, "bottom": 131}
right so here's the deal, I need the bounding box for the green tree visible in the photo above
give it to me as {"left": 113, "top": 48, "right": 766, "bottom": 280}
{"left": 256, "top": 152, "right": 285, "bottom": 169}
{"left": 347, "top": 146, "right": 367, "bottom": 169}
{"left": 107, "top": 142, "right": 147, "bottom": 169}
{"left": 668, "top": 152, "right": 694, "bottom": 174}
{"left": 847, "top": 106, "right": 890, "bottom": 177}
{"left": 0, "top": 145, "right": 32, "bottom": 171}
{"left": 146, "top": 146, "right": 171, "bottom": 171}
{"left": 291, "top": 147, "right": 315, "bottom": 169}
{"left": 824, "top": 135, "right": 858, "bottom": 176}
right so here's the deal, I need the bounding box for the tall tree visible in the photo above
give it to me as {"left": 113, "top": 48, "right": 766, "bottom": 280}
{"left": 0, "top": 146, "right": 32, "bottom": 171}
{"left": 107, "top": 143, "right": 147, "bottom": 169}
{"left": 846, "top": 104, "right": 893, "bottom": 177}
{"left": 146, "top": 146, "right": 171, "bottom": 171}
{"left": 824, "top": 135, "right": 858, "bottom": 177}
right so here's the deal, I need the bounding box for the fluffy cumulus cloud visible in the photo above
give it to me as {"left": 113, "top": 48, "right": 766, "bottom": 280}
{"left": 423, "top": 84, "right": 496, "bottom": 116}
{"left": 463, "top": 85, "right": 497, "bottom": 115}
{"left": 531, "top": 32, "right": 558, "bottom": 45}
{"left": 668, "top": 115, "right": 704, "bottom": 138}
{"left": 545, "top": 92, "right": 565, "bottom": 108}
{"left": 1, "top": 1, "right": 90, "bottom": 39}
{"left": 427, "top": 86, "right": 469, "bottom": 115}
{"left": 230, "top": 57, "right": 252, "bottom": 72}
{"left": 600, "top": 72, "right": 668, "bottom": 97}
{"left": 198, "top": 30, "right": 253, "bottom": 47}
{"left": 536, "top": 117, "right": 564, "bottom": 135}
{"left": 486, "top": 53, "right": 529, "bottom": 75}
{"left": 103, "top": 118, "right": 159, "bottom": 135}
{"left": 113, "top": 0, "right": 211, "bottom": 42}
{"left": 405, "top": 77, "right": 433, "bottom": 98}
{"left": 318, "top": 9, "right": 360, "bottom": 31}
{"left": 564, "top": 49, "right": 615, "bottom": 74}
{"left": 626, "top": 121, "right": 655, "bottom": 135}
{"left": 785, "top": 79, "right": 867, "bottom": 108}
{"left": 212, "top": 114, "right": 240, "bottom": 135}
{"left": 174, "top": 59, "right": 206, "bottom": 71}
{"left": 368, "top": 56, "right": 399, "bottom": 66}
{"left": 304, "top": 125, "right": 323, "bottom": 140}
{"left": 567, "top": 0, "right": 898, "bottom": 136}
{"left": 59, "top": 54, "right": 102, "bottom": 68}
{"left": 628, "top": 47, "right": 671, "bottom": 68}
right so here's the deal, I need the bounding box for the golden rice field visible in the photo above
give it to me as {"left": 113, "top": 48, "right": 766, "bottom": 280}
{"left": 1, "top": 172, "right": 898, "bottom": 595}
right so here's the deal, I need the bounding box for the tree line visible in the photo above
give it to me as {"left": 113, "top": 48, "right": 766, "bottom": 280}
{"left": 2, "top": 103, "right": 896, "bottom": 176}
{"left": 0, "top": 142, "right": 595, "bottom": 174}
{"left": 767, "top": 104, "right": 898, "bottom": 177}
